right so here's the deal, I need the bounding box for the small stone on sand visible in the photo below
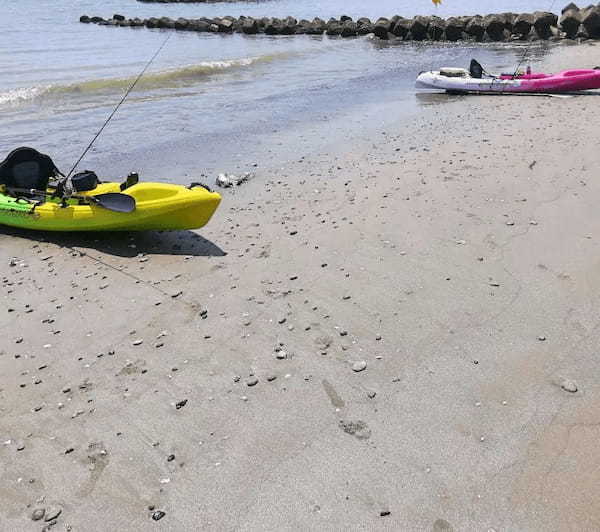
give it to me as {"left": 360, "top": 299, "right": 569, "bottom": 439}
{"left": 31, "top": 508, "right": 45, "bottom": 521}
{"left": 44, "top": 506, "right": 62, "bottom": 521}
{"left": 352, "top": 361, "right": 367, "bottom": 372}
{"left": 560, "top": 379, "right": 578, "bottom": 393}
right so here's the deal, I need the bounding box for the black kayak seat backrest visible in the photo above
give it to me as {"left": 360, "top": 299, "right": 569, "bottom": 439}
{"left": 469, "top": 59, "right": 484, "bottom": 79}
{"left": 0, "top": 147, "right": 60, "bottom": 190}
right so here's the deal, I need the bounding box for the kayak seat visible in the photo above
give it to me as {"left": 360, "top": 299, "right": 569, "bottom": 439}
{"left": 0, "top": 147, "right": 62, "bottom": 193}
{"left": 439, "top": 68, "right": 468, "bottom": 78}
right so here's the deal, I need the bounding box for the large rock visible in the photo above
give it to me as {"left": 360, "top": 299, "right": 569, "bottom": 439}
{"left": 325, "top": 20, "right": 343, "bottom": 36}
{"left": 484, "top": 14, "right": 507, "bottom": 40}
{"left": 533, "top": 11, "right": 558, "bottom": 38}
{"left": 216, "top": 18, "right": 234, "bottom": 33}
{"left": 241, "top": 18, "right": 259, "bottom": 34}
{"left": 80, "top": 15, "right": 91, "bottom": 23}
{"left": 264, "top": 18, "right": 281, "bottom": 35}
{"left": 174, "top": 17, "right": 189, "bottom": 30}
{"left": 499, "top": 12, "right": 517, "bottom": 31}
{"left": 156, "top": 17, "right": 175, "bottom": 29}
{"left": 581, "top": 6, "right": 600, "bottom": 37}
{"left": 410, "top": 16, "right": 430, "bottom": 40}
{"left": 341, "top": 21, "right": 358, "bottom": 37}
{"left": 280, "top": 16, "right": 297, "bottom": 34}
{"left": 465, "top": 16, "right": 485, "bottom": 39}
{"left": 391, "top": 17, "right": 410, "bottom": 38}
{"left": 189, "top": 19, "right": 210, "bottom": 32}
{"left": 373, "top": 18, "right": 391, "bottom": 39}
{"left": 306, "top": 17, "right": 326, "bottom": 34}
{"left": 444, "top": 17, "right": 465, "bottom": 41}
{"left": 357, "top": 18, "right": 374, "bottom": 35}
{"left": 561, "top": 2, "right": 579, "bottom": 14}
{"left": 560, "top": 8, "right": 582, "bottom": 37}
{"left": 427, "top": 17, "right": 445, "bottom": 40}
{"left": 513, "top": 13, "right": 534, "bottom": 35}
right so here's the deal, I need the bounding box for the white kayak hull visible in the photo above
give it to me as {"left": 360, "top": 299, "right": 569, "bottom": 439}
{"left": 415, "top": 71, "right": 525, "bottom": 93}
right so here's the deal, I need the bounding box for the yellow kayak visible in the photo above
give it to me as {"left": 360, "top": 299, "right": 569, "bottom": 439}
{"left": 0, "top": 181, "right": 221, "bottom": 232}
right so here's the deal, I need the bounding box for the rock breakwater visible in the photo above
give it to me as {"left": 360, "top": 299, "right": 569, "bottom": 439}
{"left": 80, "top": 4, "right": 600, "bottom": 42}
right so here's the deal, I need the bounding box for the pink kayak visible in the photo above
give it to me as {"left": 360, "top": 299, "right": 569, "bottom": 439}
{"left": 498, "top": 69, "right": 600, "bottom": 91}
{"left": 416, "top": 68, "right": 600, "bottom": 93}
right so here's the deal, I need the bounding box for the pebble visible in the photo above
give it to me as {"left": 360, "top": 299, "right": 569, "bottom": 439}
{"left": 44, "top": 506, "right": 62, "bottom": 521}
{"left": 246, "top": 377, "right": 259, "bottom": 387}
{"left": 151, "top": 510, "right": 166, "bottom": 521}
{"left": 175, "top": 399, "right": 188, "bottom": 409}
{"left": 275, "top": 350, "right": 287, "bottom": 360}
{"left": 380, "top": 509, "right": 391, "bottom": 517}
{"left": 352, "top": 361, "right": 367, "bottom": 372}
{"left": 537, "top": 335, "right": 546, "bottom": 342}
{"left": 31, "top": 508, "right": 45, "bottom": 521}
{"left": 560, "top": 379, "right": 578, "bottom": 393}
{"left": 132, "top": 339, "right": 143, "bottom": 346}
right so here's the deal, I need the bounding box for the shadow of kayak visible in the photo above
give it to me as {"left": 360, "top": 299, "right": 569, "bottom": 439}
{"left": 416, "top": 89, "right": 600, "bottom": 104}
{"left": 0, "top": 226, "right": 226, "bottom": 258}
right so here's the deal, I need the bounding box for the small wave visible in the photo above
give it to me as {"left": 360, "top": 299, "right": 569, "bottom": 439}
{"left": 0, "top": 55, "right": 277, "bottom": 107}
{"left": 0, "top": 86, "right": 48, "bottom": 105}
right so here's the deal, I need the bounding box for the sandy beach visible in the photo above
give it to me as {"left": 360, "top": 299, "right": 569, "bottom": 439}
{"left": 3, "top": 42, "right": 600, "bottom": 531}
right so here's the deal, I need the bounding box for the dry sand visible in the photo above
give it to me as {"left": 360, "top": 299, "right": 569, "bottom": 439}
{"left": 2, "top": 42, "right": 600, "bottom": 531}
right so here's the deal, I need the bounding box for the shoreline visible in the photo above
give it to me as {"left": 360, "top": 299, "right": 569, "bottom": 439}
{"left": 2, "top": 41, "right": 600, "bottom": 530}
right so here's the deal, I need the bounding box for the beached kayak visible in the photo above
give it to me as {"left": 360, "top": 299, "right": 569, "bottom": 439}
{"left": 0, "top": 181, "right": 221, "bottom": 231}
{"left": 415, "top": 68, "right": 600, "bottom": 93}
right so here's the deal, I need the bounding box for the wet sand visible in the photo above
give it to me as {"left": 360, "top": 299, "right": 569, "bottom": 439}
{"left": 2, "top": 43, "right": 600, "bottom": 531}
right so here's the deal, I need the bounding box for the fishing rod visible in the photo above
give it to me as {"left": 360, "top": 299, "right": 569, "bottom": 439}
{"left": 66, "top": 33, "right": 172, "bottom": 178}
{"left": 512, "top": 0, "right": 558, "bottom": 78}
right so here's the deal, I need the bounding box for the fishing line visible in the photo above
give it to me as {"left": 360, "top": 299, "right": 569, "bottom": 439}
{"left": 512, "top": 0, "right": 559, "bottom": 77}
{"left": 66, "top": 33, "right": 172, "bottom": 178}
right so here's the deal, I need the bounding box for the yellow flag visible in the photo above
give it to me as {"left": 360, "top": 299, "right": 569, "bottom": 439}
{"left": 432, "top": 0, "right": 442, "bottom": 4}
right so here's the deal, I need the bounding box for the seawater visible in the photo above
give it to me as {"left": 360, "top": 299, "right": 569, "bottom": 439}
{"left": 0, "top": 0, "right": 559, "bottom": 180}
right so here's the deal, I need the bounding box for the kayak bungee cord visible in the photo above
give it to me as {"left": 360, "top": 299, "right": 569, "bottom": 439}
{"left": 66, "top": 33, "right": 172, "bottom": 178}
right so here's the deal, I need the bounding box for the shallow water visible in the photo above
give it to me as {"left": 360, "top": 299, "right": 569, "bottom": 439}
{"left": 1, "top": 0, "right": 561, "bottom": 180}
